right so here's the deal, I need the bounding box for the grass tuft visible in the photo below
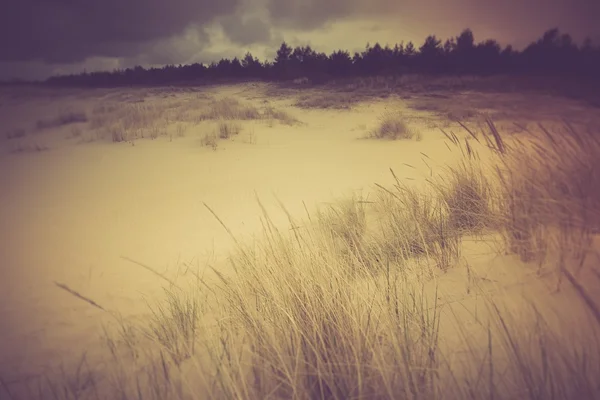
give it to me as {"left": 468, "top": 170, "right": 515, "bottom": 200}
{"left": 370, "top": 112, "right": 418, "bottom": 140}
{"left": 200, "top": 97, "right": 261, "bottom": 121}
{"left": 146, "top": 288, "right": 201, "bottom": 365}
{"left": 217, "top": 120, "right": 242, "bottom": 139}
{"left": 263, "top": 105, "right": 299, "bottom": 125}
{"left": 435, "top": 157, "right": 497, "bottom": 234}
{"left": 200, "top": 132, "right": 218, "bottom": 150}
{"left": 36, "top": 111, "right": 88, "bottom": 130}
{"left": 294, "top": 93, "right": 356, "bottom": 110}
{"left": 485, "top": 119, "right": 600, "bottom": 268}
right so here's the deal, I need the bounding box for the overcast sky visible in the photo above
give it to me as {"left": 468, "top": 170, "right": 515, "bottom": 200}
{"left": 2, "top": 0, "right": 599, "bottom": 81}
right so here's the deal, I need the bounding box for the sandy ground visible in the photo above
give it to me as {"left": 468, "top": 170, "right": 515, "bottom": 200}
{"left": 1, "top": 82, "right": 599, "bottom": 391}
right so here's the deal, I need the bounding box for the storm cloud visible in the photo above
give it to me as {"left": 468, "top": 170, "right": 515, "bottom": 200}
{"left": 220, "top": 14, "right": 273, "bottom": 46}
{"left": 2, "top": 0, "right": 600, "bottom": 80}
{"left": 266, "top": 0, "right": 357, "bottom": 30}
{"left": 0, "top": 0, "right": 239, "bottom": 63}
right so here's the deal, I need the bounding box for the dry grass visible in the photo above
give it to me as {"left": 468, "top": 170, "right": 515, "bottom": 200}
{"left": 85, "top": 96, "right": 297, "bottom": 143}
{"left": 434, "top": 132, "right": 498, "bottom": 234}
{"left": 146, "top": 288, "right": 201, "bottom": 366}
{"left": 490, "top": 121, "right": 600, "bottom": 272}
{"left": 200, "top": 132, "right": 219, "bottom": 150}
{"left": 199, "top": 97, "right": 262, "bottom": 121}
{"left": 199, "top": 97, "right": 298, "bottom": 126}
{"left": 263, "top": 105, "right": 299, "bottom": 125}
{"left": 6, "top": 116, "right": 600, "bottom": 400}
{"left": 369, "top": 112, "right": 420, "bottom": 140}
{"left": 374, "top": 178, "right": 462, "bottom": 271}
{"left": 294, "top": 93, "right": 358, "bottom": 110}
{"left": 217, "top": 120, "right": 242, "bottom": 139}
{"left": 174, "top": 123, "right": 186, "bottom": 138}
{"left": 91, "top": 103, "right": 163, "bottom": 142}
{"left": 188, "top": 198, "right": 448, "bottom": 399}
{"left": 440, "top": 160, "right": 496, "bottom": 233}
{"left": 36, "top": 110, "right": 88, "bottom": 130}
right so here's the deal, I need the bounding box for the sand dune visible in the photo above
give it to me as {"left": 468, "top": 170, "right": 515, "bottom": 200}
{"left": 1, "top": 82, "right": 599, "bottom": 398}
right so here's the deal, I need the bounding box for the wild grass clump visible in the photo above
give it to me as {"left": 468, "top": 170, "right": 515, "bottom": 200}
{"left": 370, "top": 112, "right": 419, "bottom": 140}
{"left": 174, "top": 123, "right": 186, "bottom": 138}
{"left": 314, "top": 194, "right": 382, "bottom": 274}
{"left": 201, "top": 97, "right": 261, "bottom": 120}
{"left": 481, "top": 120, "right": 600, "bottom": 267}
{"left": 92, "top": 101, "right": 198, "bottom": 142}
{"left": 200, "top": 132, "right": 218, "bottom": 150}
{"left": 375, "top": 173, "right": 461, "bottom": 271}
{"left": 294, "top": 93, "right": 357, "bottom": 110}
{"left": 198, "top": 97, "right": 299, "bottom": 126}
{"left": 149, "top": 123, "right": 167, "bottom": 140}
{"left": 91, "top": 103, "right": 163, "bottom": 142}
{"left": 146, "top": 288, "right": 201, "bottom": 365}
{"left": 195, "top": 199, "right": 443, "bottom": 399}
{"left": 317, "top": 195, "right": 367, "bottom": 244}
{"left": 108, "top": 125, "right": 126, "bottom": 142}
{"left": 36, "top": 111, "right": 88, "bottom": 130}
{"left": 217, "top": 120, "right": 242, "bottom": 139}
{"left": 439, "top": 160, "right": 496, "bottom": 233}
{"left": 433, "top": 131, "right": 498, "bottom": 234}
{"left": 263, "top": 105, "right": 299, "bottom": 125}
{"left": 86, "top": 96, "right": 296, "bottom": 143}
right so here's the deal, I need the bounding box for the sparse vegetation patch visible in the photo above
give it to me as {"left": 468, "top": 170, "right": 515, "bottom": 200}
{"left": 198, "top": 97, "right": 260, "bottom": 121}
{"left": 369, "top": 112, "right": 419, "bottom": 140}
{"left": 294, "top": 92, "right": 358, "bottom": 109}
{"left": 200, "top": 132, "right": 218, "bottom": 150}
{"left": 217, "top": 120, "right": 242, "bottom": 139}
{"left": 36, "top": 111, "right": 88, "bottom": 130}
{"left": 263, "top": 105, "right": 299, "bottom": 125}
{"left": 83, "top": 96, "right": 297, "bottom": 143}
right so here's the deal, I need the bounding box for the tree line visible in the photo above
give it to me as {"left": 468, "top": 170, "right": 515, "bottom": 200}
{"left": 39, "top": 28, "right": 600, "bottom": 87}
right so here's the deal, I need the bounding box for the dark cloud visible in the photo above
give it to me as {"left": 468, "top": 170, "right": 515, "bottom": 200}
{"left": 2, "top": 0, "right": 600, "bottom": 80}
{"left": 220, "top": 15, "right": 273, "bottom": 45}
{"left": 0, "top": 0, "right": 240, "bottom": 64}
{"left": 266, "top": 0, "right": 357, "bottom": 30}
{"left": 132, "top": 26, "right": 213, "bottom": 65}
